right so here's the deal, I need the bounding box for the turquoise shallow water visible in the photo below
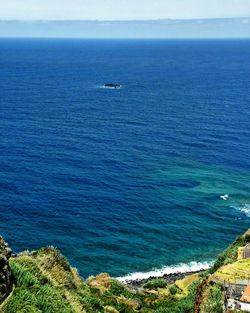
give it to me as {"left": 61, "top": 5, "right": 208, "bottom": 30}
{"left": 0, "top": 39, "right": 249, "bottom": 278}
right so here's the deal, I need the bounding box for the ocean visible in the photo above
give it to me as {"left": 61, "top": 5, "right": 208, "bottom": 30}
{"left": 0, "top": 39, "right": 250, "bottom": 279}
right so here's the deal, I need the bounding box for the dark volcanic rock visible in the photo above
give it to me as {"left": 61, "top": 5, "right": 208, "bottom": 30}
{"left": 124, "top": 271, "right": 202, "bottom": 289}
{"left": 0, "top": 237, "right": 13, "bottom": 304}
{"left": 104, "top": 83, "right": 121, "bottom": 89}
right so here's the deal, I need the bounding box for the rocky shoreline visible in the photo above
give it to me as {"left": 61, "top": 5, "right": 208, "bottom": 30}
{"left": 123, "top": 270, "right": 203, "bottom": 289}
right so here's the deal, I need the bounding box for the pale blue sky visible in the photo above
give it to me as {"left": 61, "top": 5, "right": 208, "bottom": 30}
{"left": 1, "top": 0, "right": 250, "bottom": 20}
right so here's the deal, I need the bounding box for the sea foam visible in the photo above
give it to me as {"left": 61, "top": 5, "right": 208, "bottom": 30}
{"left": 116, "top": 260, "right": 213, "bottom": 283}
{"left": 233, "top": 204, "right": 250, "bottom": 217}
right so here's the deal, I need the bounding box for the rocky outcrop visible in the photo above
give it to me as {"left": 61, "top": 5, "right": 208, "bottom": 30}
{"left": 0, "top": 237, "right": 12, "bottom": 304}
{"left": 104, "top": 83, "right": 121, "bottom": 89}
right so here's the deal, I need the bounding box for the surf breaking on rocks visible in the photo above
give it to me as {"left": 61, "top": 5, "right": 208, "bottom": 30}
{"left": 116, "top": 260, "right": 213, "bottom": 283}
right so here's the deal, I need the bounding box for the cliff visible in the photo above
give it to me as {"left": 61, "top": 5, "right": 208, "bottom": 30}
{"left": 1, "top": 230, "right": 250, "bottom": 313}
{"left": 0, "top": 237, "right": 12, "bottom": 304}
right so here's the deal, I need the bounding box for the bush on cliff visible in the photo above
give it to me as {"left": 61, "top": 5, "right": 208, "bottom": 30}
{"left": 143, "top": 279, "right": 167, "bottom": 290}
{"left": 153, "top": 281, "right": 199, "bottom": 313}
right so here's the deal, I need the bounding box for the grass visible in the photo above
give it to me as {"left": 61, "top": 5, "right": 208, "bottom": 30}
{"left": 207, "top": 234, "right": 250, "bottom": 275}
{"left": 2, "top": 252, "right": 77, "bottom": 313}
{"left": 175, "top": 274, "right": 200, "bottom": 298}
{"left": 211, "top": 258, "right": 250, "bottom": 283}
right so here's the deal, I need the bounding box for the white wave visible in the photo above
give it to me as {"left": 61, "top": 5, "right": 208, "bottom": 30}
{"left": 116, "top": 260, "right": 213, "bottom": 283}
{"left": 236, "top": 204, "right": 250, "bottom": 217}
{"left": 230, "top": 203, "right": 250, "bottom": 218}
{"left": 220, "top": 194, "right": 229, "bottom": 200}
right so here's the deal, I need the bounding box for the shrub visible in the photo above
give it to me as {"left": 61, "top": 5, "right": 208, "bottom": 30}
{"left": 143, "top": 279, "right": 167, "bottom": 289}
{"left": 169, "top": 285, "right": 178, "bottom": 295}
{"left": 154, "top": 281, "right": 199, "bottom": 313}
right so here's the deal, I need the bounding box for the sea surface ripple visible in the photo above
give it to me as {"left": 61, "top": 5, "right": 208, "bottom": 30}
{"left": 0, "top": 39, "right": 250, "bottom": 278}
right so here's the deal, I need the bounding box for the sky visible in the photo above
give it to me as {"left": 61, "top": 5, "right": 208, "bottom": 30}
{"left": 0, "top": 0, "right": 250, "bottom": 20}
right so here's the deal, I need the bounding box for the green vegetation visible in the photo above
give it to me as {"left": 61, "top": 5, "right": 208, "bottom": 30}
{"left": 200, "top": 285, "right": 223, "bottom": 313}
{"left": 143, "top": 279, "right": 167, "bottom": 290}
{"left": 207, "top": 233, "right": 250, "bottom": 274}
{"left": 154, "top": 281, "right": 198, "bottom": 313}
{"left": 2, "top": 228, "right": 250, "bottom": 312}
{"left": 169, "top": 285, "right": 178, "bottom": 295}
{"left": 0, "top": 246, "right": 201, "bottom": 312}
{"left": 211, "top": 257, "right": 250, "bottom": 283}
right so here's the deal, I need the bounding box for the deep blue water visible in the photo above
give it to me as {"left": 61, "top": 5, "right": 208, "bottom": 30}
{"left": 0, "top": 39, "right": 250, "bottom": 278}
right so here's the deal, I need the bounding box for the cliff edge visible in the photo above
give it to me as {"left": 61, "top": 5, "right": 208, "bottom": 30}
{"left": 0, "top": 237, "right": 13, "bottom": 304}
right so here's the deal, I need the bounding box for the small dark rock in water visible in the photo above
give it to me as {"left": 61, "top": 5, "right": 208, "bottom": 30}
{"left": 104, "top": 83, "right": 121, "bottom": 89}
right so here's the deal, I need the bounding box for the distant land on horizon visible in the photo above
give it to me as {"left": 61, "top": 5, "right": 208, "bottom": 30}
{"left": 0, "top": 17, "right": 250, "bottom": 38}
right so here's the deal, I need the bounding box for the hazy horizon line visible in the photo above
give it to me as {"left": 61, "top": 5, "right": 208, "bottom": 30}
{"left": 1, "top": 37, "right": 250, "bottom": 40}
{"left": 1, "top": 17, "right": 249, "bottom": 39}
{"left": 1, "top": 16, "right": 250, "bottom": 22}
